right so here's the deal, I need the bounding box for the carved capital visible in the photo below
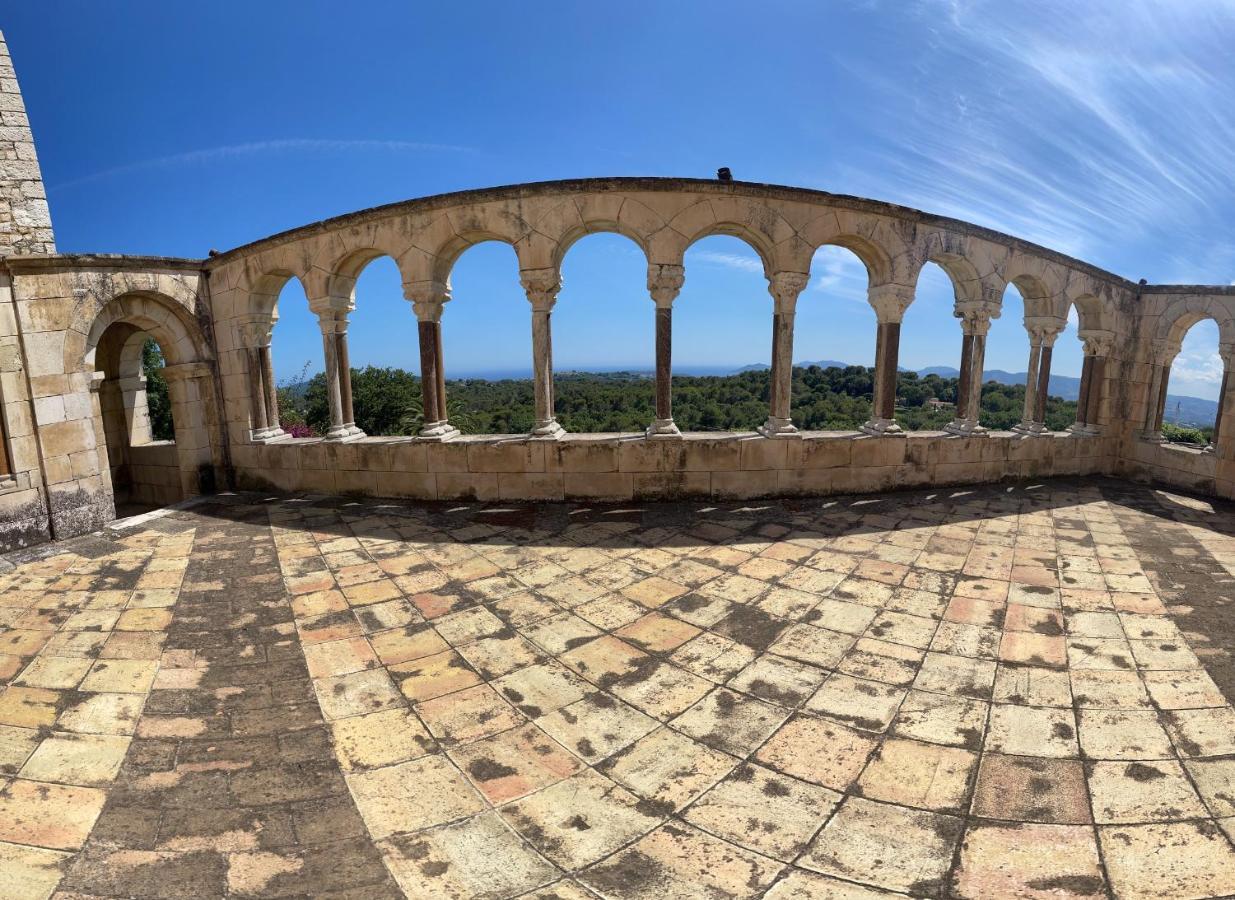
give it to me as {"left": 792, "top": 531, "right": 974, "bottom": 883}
{"left": 307, "top": 294, "right": 355, "bottom": 319}
{"left": 1151, "top": 338, "right": 1179, "bottom": 367}
{"left": 404, "top": 279, "right": 451, "bottom": 322}
{"left": 867, "top": 283, "right": 915, "bottom": 323}
{"left": 1078, "top": 329, "right": 1115, "bottom": 358}
{"left": 647, "top": 264, "right": 685, "bottom": 308}
{"left": 768, "top": 271, "right": 810, "bottom": 314}
{"left": 1221, "top": 342, "right": 1235, "bottom": 370}
{"left": 954, "top": 300, "right": 1000, "bottom": 336}
{"left": 235, "top": 316, "right": 275, "bottom": 349}
{"left": 520, "top": 267, "right": 562, "bottom": 312}
{"left": 1024, "top": 315, "right": 1067, "bottom": 347}
{"left": 316, "top": 310, "right": 349, "bottom": 335}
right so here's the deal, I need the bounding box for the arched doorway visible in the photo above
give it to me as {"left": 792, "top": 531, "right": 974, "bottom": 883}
{"left": 82, "top": 292, "right": 221, "bottom": 515}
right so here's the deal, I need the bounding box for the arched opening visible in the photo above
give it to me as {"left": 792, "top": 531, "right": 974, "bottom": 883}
{"left": 793, "top": 245, "right": 877, "bottom": 430}
{"left": 1163, "top": 319, "right": 1223, "bottom": 446}
{"left": 553, "top": 232, "right": 652, "bottom": 432}
{"left": 268, "top": 275, "right": 323, "bottom": 437}
{"left": 339, "top": 255, "right": 421, "bottom": 436}
{"left": 898, "top": 261, "right": 963, "bottom": 430}
{"left": 440, "top": 241, "right": 528, "bottom": 434}
{"left": 674, "top": 235, "right": 773, "bottom": 431}
{"left": 94, "top": 325, "right": 179, "bottom": 512}
{"left": 980, "top": 283, "right": 1035, "bottom": 430}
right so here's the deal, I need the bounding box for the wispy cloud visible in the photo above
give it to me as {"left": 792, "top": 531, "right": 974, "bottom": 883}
{"left": 690, "top": 250, "right": 765, "bottom": 274}
{"left": 827, "top": 0, "right": 1235, "bottom": 280}
{"left": 50, "top": 138, "right": 474, "bottom": 191}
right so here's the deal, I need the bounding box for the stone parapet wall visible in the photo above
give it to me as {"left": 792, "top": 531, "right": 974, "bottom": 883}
{"left": 230, "top": 431, "right": 1113, "bottom": 503}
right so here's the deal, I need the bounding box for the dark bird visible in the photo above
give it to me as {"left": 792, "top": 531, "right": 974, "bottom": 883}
{"left": 717, "top": 167, "right": 733, "bottom": 182}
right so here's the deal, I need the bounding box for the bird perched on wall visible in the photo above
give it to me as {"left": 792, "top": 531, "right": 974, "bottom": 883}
{"left": 717, "top": 167, "right": 733, "bottom": 182}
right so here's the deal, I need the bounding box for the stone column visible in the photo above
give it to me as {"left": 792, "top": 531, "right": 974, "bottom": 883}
{"left": 161, "top": 362, "right": 216, "bottom": 498}
{"left": 646, "top": 264, "right": 684, "bottom": 438}
{"left": 520, "top": 268, "right": 566, "bottom": 439}
{"left": 1206, "top": 343, "right": 1234, "bottom": 453}
{"left": 1141, "top": 340, "right": 1176, "bottom": 442}
{"left": 311, "top": 304, "right": 365, "bottom": 441}
{"left": 405, "top": 280, "right": 460, "bottom": 440}
{"left": 1013, "top": 316, "right": 1066, "bottom": 435}
{"left": 1070, "top": 330, "right": 1114, "bottom": 435}
{"left": 946, "top": 300, "right": 999, "bottom": 436}
{"left": 759, "top": 271, "right": 810, "bottom": 439}
{"left": 861, "top": 284, "right": 914, "bottom": 436}
{"left": 235, "top": 318, "right": 286, "bottom": 442}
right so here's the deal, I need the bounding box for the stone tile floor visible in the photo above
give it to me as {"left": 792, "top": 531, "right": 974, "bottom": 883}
{"left": 2, "top": 477, "right": 1235, "bottom": 898}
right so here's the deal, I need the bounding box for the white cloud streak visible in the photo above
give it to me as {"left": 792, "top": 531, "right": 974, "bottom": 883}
{"left": 50, "top": 139, "right": 474, "bottom": 191}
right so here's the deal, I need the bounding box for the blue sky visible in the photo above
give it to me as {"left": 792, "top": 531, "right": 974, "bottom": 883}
{"left": 6, "top": 1, "right": 1234, "bottom": 397}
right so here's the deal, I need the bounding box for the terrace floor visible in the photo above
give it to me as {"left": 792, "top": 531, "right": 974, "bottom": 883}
{"left": 2, "top": 478, "right": 1235, "bottom": 899}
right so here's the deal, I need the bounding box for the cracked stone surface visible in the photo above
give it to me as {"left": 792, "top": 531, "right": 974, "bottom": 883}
{"left": 2, "top": 477, "right": 1235, "bottom": 898}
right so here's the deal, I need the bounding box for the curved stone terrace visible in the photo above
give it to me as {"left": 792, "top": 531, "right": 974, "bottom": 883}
{"left": 2, "top": 476, "right": 1235, "bottom": 899}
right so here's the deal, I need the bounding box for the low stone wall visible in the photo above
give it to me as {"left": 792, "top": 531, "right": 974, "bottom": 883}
{"left": 230, "top": 431, "right": 1113, "bottom": 502}
{"left": 1116, "top": 438, "right": 1234, "bottom": 499}
{"left": 126, "top": 441, "right": 183, "bottom": 507}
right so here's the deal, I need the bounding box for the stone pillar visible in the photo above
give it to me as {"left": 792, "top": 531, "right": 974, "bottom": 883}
{"left": 520, "top": 268, "right": 566, "bottom": 439}
{"left": 405, "top": 280, "right": 460, "bottom": 441}
{"left": 310, "top": 303, "right": 365, "bottom": 441}
{"left": 861, "top": 284, "right": 914, "bottom": 436}
{"left": 759, "top": 271, "right": 810, "bottom": 439}
{"left": 646, "top": 264, "right": 684, "bottom": 438}
{"left": 1013, "top": 316, "right": 1066, "bottom": 435}
{"left": 1206, "top": 343, "right": 1234, "bottom": 453}
{"left": 1070, "top": 330, "right": 1114, "bottom": 435}
{"left": 1141, "top": 340, "right": 1176, "bottom": 442}
{"left": 161, "top": 362, "right": 216, "bottom": 498}
{"left": 235, "top": 318, "right": 286, "bottom": 442}
{"left": 946, "top": 300, "right": 999, "bottom": 436}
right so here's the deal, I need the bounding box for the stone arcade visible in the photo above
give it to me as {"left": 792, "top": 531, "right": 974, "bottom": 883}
{"left": 1, "top": 30, "right": 1234, "bottom": 553}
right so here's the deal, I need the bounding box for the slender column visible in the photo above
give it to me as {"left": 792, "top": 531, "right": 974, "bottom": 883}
{"left": 260, "top": 345, "right": 280, "bottom": 432}
{"left": 946, "top": 300, "right": 998, "bottom": 436}
{"left": 311, "top": 304, "right": 365, "bottom": 441}
{"left": 646, "top": 263, "right": 684, "bottom": 438}
{"left": 236, "top": 317, "right": 286, "bottom": 442}
{"left": 1207, "top": 346, "right": 1233, "bottom": 453}
{"left": 1070, "top": 330, "right": 1113, "bottom": 435}
{"left": 405, "top": 280, "right": 460, "bottom": 441}
{"left": 1013, "top": 316, "right": 1066, "bottom": 435}
{"left": 759, "top": 271, "right": 810, "bottom": 439}
{"left": 861, "top": 284, "right": 914, "bottom": 436}
{"left": 1141, "top": 340, "right": 1176, "bottom": 442}
{"left": 520, "top": 268, "right": 566, "bottom": 439}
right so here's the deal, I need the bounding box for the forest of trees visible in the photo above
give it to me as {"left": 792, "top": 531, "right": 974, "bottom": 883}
{"left": 273, "top": 364, "right": 1081, "bottom": 437}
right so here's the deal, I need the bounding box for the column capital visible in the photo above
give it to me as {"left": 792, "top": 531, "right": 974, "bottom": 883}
{"left": 1078, "top": 329, "right": 1115, "bottom": 358}
{"left": 647, "top": 264, "right": 685, "bottom": 308}
{"left": 307, "top": 294, "right": 355, "bottom": 319}
{"left": 1025, "top": 315, "right": 1067, "bottom": 347}
{"left": 404, "top": 279, "right": 452, "bottom": 322}
{"left": 1221, "top": 343, "right": 1235, "bottom": 369}
{"left": 867, "top": 283, "right": 915, "bottom": 323}
{"left": 767, "top": 271, "right": 810, "bottom": 314}
{"left": 1151, "top": 338, "right": 1180, "bottom": 367}
{"left": 954, "top": 300, "right": 1000, "bottom": 336}
{"left": 315, "top": 309, "right": 350, "bottom": 335}
{"left": 520, "top": 267, "right": 562, "bottom": 311}
{"left": 234, "top": 316, "right": 275, "bottom": 349}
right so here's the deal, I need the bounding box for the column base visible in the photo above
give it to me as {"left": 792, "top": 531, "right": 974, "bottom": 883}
{"left": 1068, "top": 423, "right": 1101, "bottom": 437}
{"left": 646, "top": 418, "right": 682, "bottom": 439}
{"left": 1140, "top": 430, "right": 1166, "bottom": 444}
{"left": 250, "top": 427, "right": 292, "bottom": 443}
{"left": 417, "top": 421, "right": 461, "bottom": 441}
{"left": 325, "top": 424, "right": 366, "bottom": 442}
{"left": 1012, "top": 421, "right": 1050, "bottom": 436}
{"left": 860, "top": 417, "right": 904, "bottom": 436}
{"left": 757, "top": 417, "right": 801, "bottom": 439}
{"left": 1203, "top": 444, "right": 1216, "bottom": 454}
{"left": 530, "top": 420, "right": 566, "bottom": 440}
{"left": 944, "top": 419, "right": 989, "bottom": 437}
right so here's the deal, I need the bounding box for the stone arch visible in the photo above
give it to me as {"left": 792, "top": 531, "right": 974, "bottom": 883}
{"left": 1155, "top": 298, "right": 1235, "bottom": 353}
{"left": 322, "top": 247, "right": 413, "bottom": 307}
{"left": 551, "top": 222, "right": 652, "bottom": 270}
{"left": 664, "top": 199, "right": 789, "bottom": 277}
{"left": 248, "top": 270, "right": 309, "bottom": 322}
{"left": 80, "top": 291, "right": 221, "bottom": 508}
